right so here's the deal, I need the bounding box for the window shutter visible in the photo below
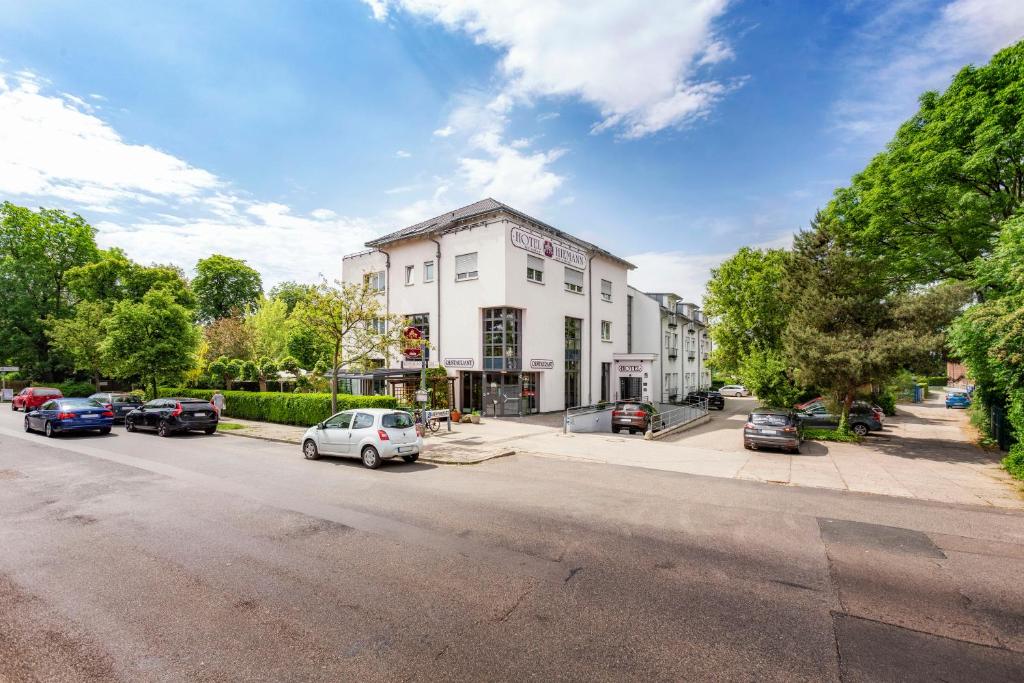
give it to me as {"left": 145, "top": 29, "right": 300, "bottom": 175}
{"left": 528, "top": 255, "right": 544, "bottom": 271}
{"left": 455, "top": 252, "right": 478, "bottom": 279}
{"left": 601, "top": 279, "right": 612, "bottom": 296}
{"left": 565, "top": 267, "right": 583, "bottom": 287}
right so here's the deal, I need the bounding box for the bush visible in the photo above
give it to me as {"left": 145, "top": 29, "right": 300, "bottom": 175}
{"left": 926, "top": 375, "right": 948, "bottom": 387}
{"left": 875, "top": 390, "right": 896, "bottom": 417}
{"left": 158, "top": 388, "right": 397, "bottom": 426}
{"left": 1003, "top": 444, "right": 1024, "bottom": 480}
{"left": 55, "top": 381, "right": 97, "bottom": 397}
{"left": 803, "top": 427, "right": 862, "bottom": 443}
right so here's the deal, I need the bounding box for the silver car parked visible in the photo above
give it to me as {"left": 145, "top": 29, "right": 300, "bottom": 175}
{"left": 302, "top": 408, "right": 423, "bottom": 469}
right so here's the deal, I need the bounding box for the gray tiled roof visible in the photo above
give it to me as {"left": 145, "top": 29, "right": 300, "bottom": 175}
{"left": 365, "top": 198, "right": 634, "bottom": 269}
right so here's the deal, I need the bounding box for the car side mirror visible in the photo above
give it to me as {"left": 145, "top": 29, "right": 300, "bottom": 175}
{"left": 317, "top": 422, "right": 324, "bottom": 430}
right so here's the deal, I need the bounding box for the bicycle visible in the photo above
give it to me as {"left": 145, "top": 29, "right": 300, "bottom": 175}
{"left": 413, "top": 409, "right": 441, "bottom": 433}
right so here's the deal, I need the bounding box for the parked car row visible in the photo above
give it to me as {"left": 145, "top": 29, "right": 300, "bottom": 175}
{"left": 744, "top": 398, "right": 887, "bottom": 453}
{"left": 18, "top": 391, "right": 219, "bottom": 438}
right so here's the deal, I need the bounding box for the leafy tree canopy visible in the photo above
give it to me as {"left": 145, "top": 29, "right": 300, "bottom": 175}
{"left": 44, "top": 301, "right": 110, "bottom": 391}
{"left": 245, "top": 297, "right": 290, "bottom": 360}
{"left": 703, "top": 247, "right": 789, "bottom": 375}
{"left": 192, "top": 254, "right": 262, "bottom": 322}
{"left": 66, "top": 247, "right": 194, "bottom": 308}
{"left": 268, "top": 281, "right": 316, "bottom": 315}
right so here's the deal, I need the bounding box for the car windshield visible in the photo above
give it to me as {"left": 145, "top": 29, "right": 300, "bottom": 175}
{"left": 382, "top": 412, "right": 414, "bottom": 429}
{"left": 37, "top": 389, "right": 61, "bottom": 396}
{"left": 620, "top": 403, "right": 645, "bottom": 411}
{"left": 752, "top": 413, "right": 789, "bottom": 426}
{"left": 61, "top": 398, "right": 103, "bottom": 408}
{"left": 113, "top": 395, "right": 141, "bottom": 404}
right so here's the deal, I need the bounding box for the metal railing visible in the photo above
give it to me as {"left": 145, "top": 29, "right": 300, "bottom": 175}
{"left": 651, "top": 397, "right": 708, "bottom": 432}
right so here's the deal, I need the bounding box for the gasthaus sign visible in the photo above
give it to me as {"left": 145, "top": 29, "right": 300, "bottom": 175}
{"left": 510, "top": 226, "right": 587, "bottom": 269}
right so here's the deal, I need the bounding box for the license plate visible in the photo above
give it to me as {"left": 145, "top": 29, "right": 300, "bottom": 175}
{"left": 82, "top": 414, "right": 99, "bottom": 419}
{"left": 194, "top": 412, "right": 206, "bottom": 417}
{"left": 398, "top": 446, "right": 414, "bottom": 453}
{"left": 762, "top": 429, "right": 777, "bottom": 435}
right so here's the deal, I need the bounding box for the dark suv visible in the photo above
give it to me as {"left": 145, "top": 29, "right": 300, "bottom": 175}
{"left": 89, "top": 392, "right": 143, "bottom": 423}
{"left": 685, "top": 390, "right": 725, "bottom": 410}
{"left": 798, "top": 402, "right": 882, "bottom": 436}
{"left": 125, "top": 398, "right": 218, "bottom": 436}
{"left": 744, "top": 409, "right": 803, "bottom": 453}
{"left": 611, "top": 402, "right": 657, "bottom": 434}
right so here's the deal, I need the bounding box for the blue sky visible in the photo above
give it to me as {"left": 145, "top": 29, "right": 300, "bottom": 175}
{"left": 1, "top": 0, "right": 1022, "bottom": 298}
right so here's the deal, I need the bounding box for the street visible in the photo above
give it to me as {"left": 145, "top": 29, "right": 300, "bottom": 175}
{"left": 2, "top": 407, "right": 1024, "bottom": 682}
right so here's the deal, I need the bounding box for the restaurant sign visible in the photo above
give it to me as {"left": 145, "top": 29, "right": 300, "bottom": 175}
{"left": 510, "top": 226, "right": 587, "bottom": 269}
{"left": 443, "top": 357, "right": 475, "bottom": 369}
{"left": 529, "top": 359, "right": 554, "bottom": 370}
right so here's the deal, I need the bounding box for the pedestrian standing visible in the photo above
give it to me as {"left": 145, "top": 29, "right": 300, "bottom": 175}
{"left": 211, "top": 391, "right": 226, "bottom": 416}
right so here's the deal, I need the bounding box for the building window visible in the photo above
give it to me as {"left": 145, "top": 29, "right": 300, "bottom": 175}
{"left": 405, "top": 265, "right": 414, "bottom": 285}
{"left": 364, "top": 270, "right": 386, "bottom": 292}
{"left": 564, "top": 267, "right": 584, "bottom": 294}
{"left": 601, "top": 279, "right": 612, "bottom": 302}
{"left": 601, "top": 320, "right": 612, "bottom": 342}
{"left": 482, "top": 307, "right": 521, "bottom": 370}
{"left": 565, "top": 317, "right": 582, "bottom": 409}
{"left": 423, "top": 260, "right": 434, "bottom": 283}
{"left": 455, "top": 252, "right": 478, "bottom": 281}
{"left": 406, "top": 313, "right": 429, "bottom": 361}
{"left": 527, "top": 255, "right": 544, "bottom": 283}
{"left": 369, "top": 317, "right": 386, "bottom": 334}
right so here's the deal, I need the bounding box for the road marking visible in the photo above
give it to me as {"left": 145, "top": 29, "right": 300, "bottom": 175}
{"left": 0, "top": 426, "right": 566, "bottom": 582}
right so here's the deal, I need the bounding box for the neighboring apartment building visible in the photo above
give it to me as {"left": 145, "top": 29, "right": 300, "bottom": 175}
{"left": 626, "top": 289, "right": 712, "bottom": 403}
{"left": 341, "top": 198, "right": 633, "bottom": 415}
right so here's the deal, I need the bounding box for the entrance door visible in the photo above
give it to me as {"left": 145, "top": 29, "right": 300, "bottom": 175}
{"left": 619, "top": 377, "right": 642, "bottom": 401}
{"left": 481, "top": 373, "right": 524, "bottom": 417}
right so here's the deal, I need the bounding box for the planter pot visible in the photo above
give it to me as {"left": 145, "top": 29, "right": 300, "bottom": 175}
{"left": 450, "top": 410, "right": 461, "bottom": 423}
{"left": 470, "top": 414, "right": 480, "bottom": 424}
{"left": 460, "top": 415, "right": 473, "bottom": 424}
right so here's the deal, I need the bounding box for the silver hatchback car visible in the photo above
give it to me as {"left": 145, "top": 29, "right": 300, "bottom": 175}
{"left": 302, "top": 408, "right": 423, "bottom": 469}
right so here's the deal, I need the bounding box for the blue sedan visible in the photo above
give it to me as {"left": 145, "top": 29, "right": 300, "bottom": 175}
{"left": 945, "top": 391, "right": 972, "bottom": 409}
{"left": 24, "top": 398, "right": 115, "bottom": 437}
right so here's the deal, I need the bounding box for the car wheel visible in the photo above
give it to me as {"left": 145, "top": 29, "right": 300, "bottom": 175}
{"left": 361, "top": 446, "right": 382, "bottom": 469}
{"left": 44, "top": 421, "right": 55, "bottom": 438}
{"left": 302, "top": 439, "right": 320, "bottom": 460}
{"left": 125, "top": 418, "right": 136, "bottom": 432}
{"left": 10, "top": 402, "right": 16, "bottom": 411}
{"left": 611, "top": 426, "right": 620, "bottom": 434}
{"left": 98, "top": 427, "right": 111, "bottom": 435}
{"left": 23, "top": 417, "right": 31, "bottom": 433}
{"left": 157, "top": 420, "right": 171, "bottom": 437}
{"left": 852, "top": 423, "right": 869, "bottom": 437}
{"left": 402, "top": 453, "right": 419, "bottom": 463}
{"left": 204, "top": 426, "right": 216, "bottom": 435}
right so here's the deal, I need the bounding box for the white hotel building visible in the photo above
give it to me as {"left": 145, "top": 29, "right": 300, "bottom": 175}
{"left": 341, "top": 199, "right": 710, "bottom": 415}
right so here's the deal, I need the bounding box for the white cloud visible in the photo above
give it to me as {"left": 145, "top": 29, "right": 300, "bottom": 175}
{"left": 366, "top": 0, "right": 737, "bottom": 138}
{"left": 0, "top": 71, "right": 219, "bottom": 209}
{"left": 395, "top": 149, "right": 412, "bottom": 158}
{"left": 832, "top": 0, "right": 1024, "bottom": 145}
{"left": 0, "top": 66, "right": 379, "bottom": 286}
{"left": 432, "top": 125, "right": 454, "bottom": 137}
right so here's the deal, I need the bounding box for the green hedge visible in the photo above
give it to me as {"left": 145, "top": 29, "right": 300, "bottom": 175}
{"left": 1004, "top": 444, "right": 1024, "bottom": 480}
{"left": 158, "top": 389, "right": 397, "bottom": 426}
{"left": 926, "top": 375, "right": 948, "bottom": 387}
{"left": 56, "top": 381, "right": 98, "bottom": 398}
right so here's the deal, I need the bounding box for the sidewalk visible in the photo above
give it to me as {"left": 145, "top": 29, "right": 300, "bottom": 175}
{"left": 217, "top": 417, "right": 516, "bottom": 465}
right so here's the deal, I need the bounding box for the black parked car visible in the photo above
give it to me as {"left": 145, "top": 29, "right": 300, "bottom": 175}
{"left": 685, "top": 390, "right": 725, "bottom": 410}
{"left": 744, "top": 408, "right": 803, "bottom": 453}
{"left": 125, "top": 398, "right": 218, "bottom": 436}
{"left": 89, "top": 392, "right": 143, "bottom": 423}
{"left": 798, "top": 403, "right": 882, "bottom": 437}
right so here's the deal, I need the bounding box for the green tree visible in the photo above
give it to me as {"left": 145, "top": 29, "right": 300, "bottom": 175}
{"left": 101, "top": 288, "right": 201, "bottom": 398}
{"left": 243, "top": 356, "right": 280, "bottom": 392}
{"left": 192, "top": 254, "right": 263, "bottom": 322}
{"left": 44, "top": 301, "right": 109, "bottom": 390}
{"left": 208, "top": 355, "right": 246, "bottom": 390}
{"left": 285, "top": 322, "right": 330, "bottom": 369}
{"left": 292, "top": 280, "right": 409, "bottom": 412}
{"left": 245, "top": 297, "right": 290, "bottom": 360}
{"left": 738, "top": 348, "right": 803, "bottom": 408}
{"left": 784, "top": 216, "right": 968, "bottom": 430}
{"left": 0, "top": 203, "right": 99, "bottom": 377}
{"left": 204, "top": 315, "right": 253, "bottom": 361}
{"left": 268, "top": 281, "right": 316, "bottom": 315}
{"left": 830, "top": 40, "right": 1024, "bottom": 285}
{"left": 703, "top": 247, "right": 789, "bottom": 375}
{"left": 67, "top": 247, "right": 195, "bottom": 308}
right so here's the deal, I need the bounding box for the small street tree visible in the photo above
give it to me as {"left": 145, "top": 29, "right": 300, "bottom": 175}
{"left": 245, "top": 356, "right": 280, "bottom": 392}
{"left": 208, "top": 355, "right": 245, "bottom": 390}
{"left": 101, "top": 288, "right": 201, "bottom": 398}
{"left": 44, "top": 301, "right": 110, "bottom": 391}
{"left": 292, "top": 280, "right": 410, "bottom": 412}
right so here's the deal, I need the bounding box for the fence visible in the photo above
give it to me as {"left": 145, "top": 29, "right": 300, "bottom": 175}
{"left": 564, "top": 398, "right": 709, "bottom": 435}
{"left": 651, "top": 398, "right": 709, "bottom": 433}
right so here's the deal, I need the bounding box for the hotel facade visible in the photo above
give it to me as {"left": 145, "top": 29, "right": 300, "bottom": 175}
{"left": 341, "top": 198, "right": 710, "bottom": 415}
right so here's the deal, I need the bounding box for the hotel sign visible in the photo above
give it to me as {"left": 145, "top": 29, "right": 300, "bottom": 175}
{"left": 510, "top": 226, "right": 587, "bottom": 270}
{"left": 617, "top": 363, "right": 646, "bottom": 377}
{"left": 443, "top": 357, "right": 475, "bottom": 369}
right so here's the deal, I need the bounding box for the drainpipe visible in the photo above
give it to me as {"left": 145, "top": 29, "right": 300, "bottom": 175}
{"left": 430, "top": 238, "right": 442, "bottom": 364}
{"left": 587, "top": 254, "right": 595, "bottom": 405}
{"left": 379, "top": 248, "right": 391, "bottom": 372}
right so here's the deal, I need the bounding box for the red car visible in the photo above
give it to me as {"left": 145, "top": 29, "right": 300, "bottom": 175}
{"left": 11, "top": 387, "right": 63, "bottom": 412}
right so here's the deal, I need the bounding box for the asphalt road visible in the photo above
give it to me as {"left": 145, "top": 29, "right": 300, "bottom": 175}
{"left": 2, "top": 407, "right": 1023, "bottom": 682}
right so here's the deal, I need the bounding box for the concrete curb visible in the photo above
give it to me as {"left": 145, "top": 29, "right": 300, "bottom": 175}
{"left": 220, "top": 430, "right": 301, "bottom": 446}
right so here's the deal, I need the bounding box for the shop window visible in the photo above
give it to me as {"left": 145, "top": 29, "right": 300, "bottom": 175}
{"left": 564, "top": 267, "right": 584, "bottom": 294}
{"left": 564, "top": 317, "right": 582, "bottom": 408}
{"left": 405, "top": 265, "right": 414, "bottom": 285}
{"left": 455, "top": 252, "right": 478, "bottom": 281}
{"left": 364, "top": 270, "right": 386, "bottom": 292}
{"left": 601, "top": 279, "right": 612, "bottom": 302}
{"left": 527, "top": 255, "right": 544, "bottom": 283}
{"left": 424, "top": 260, "right": 434, "bottom": 282}
{"left": 601, "top": 320, "right": 612, "bottom": 342}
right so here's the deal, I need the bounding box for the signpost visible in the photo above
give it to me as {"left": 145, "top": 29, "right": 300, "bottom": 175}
{"left": 0, "top": 366, "right": 19, "bottom": 403}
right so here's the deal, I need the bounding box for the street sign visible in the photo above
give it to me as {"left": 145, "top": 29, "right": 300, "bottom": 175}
{"left": 403, "top": 326, "right": 423, "bottom": 360}
{"left": 0, "top": 366, "right": 19, "bottom": 373}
